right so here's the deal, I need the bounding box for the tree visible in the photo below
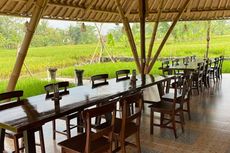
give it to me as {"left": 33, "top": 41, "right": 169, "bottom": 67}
{"left": 107, "top": 33, "right": 115, "bottom": 46}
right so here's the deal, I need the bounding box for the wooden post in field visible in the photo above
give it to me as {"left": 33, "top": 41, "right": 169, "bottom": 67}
{"left": 7, "top": 0, "right": 48, "bottom": 91}
{"left": 147, "top": 0, "right": 191, "bottom": 73}
{"left": 115, "top": 0, "right": 141, "bottom": 72}
{"left": 145, "top": 0, "right": 164, "bottom": 73}
{"left": 206, "top": 21, "right": 211, "bottom": 59}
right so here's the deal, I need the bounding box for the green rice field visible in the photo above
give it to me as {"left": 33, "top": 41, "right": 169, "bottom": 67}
{"left": 0, "top": 35, "right": 229, "bottom": 97}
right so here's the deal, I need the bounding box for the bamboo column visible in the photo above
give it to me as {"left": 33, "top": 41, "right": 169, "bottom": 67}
{"left": 139, "top": 0, "right": 146, "bottom": 81}
{"left": 7, "top": 0, "right": 48, "bottom": 91}
{"left": 145, "top": 0, "right": 164, "bottom": 73}
{"left": 115, "top": 0, "right": 141, "bottom": 72}
{"left": 147, "top": 0, "right": 191, "bottom": 73}
{"left": 205, "top": 21, "right": 211, "bottom": 58}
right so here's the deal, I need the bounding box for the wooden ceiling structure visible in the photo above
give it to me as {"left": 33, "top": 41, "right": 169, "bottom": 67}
{"left": 0, "top": 0, "right": 230, "bottom": 91}
{"left": 1, "top": 0, "right": 230, "bottom": 22}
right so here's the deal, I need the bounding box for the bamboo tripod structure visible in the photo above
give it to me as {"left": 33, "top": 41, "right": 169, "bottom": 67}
{"left": 90, "top": 23, "right": 115, "bottom": 64}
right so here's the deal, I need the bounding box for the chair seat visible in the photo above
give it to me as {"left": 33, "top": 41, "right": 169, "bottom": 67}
{"left": 161, "top": 92, "right": 182, "bottom": 101}
{"left": 5, "top": 131, "right": 22, "bottom": 139}
{"left": 114, "top": 118, "right": 138, "bottom": 138}
{"left": 59, "top": 112, "right": 80, "bottom": 120}
{"left": 148, "top": 101, "right": 181, "bottom": 113}
{"left": 58, "top": 133, "right": 110, "bottom": 153}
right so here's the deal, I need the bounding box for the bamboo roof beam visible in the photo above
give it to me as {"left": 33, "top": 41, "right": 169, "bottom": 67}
{"left": 7, "top": 0, "right": 48, "bottom": 92}
{"left": 147, "top": 0, "right": 192, "bottom": 73}
{"left": 115, "top": 0, "right": 141, "bottom": 72}
{"left": 145, "top": 0, "right": 165, "bottom": 73}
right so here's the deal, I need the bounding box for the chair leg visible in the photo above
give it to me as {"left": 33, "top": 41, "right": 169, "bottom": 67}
{"left": 150, "top": 109, "right": 154, "bottom": 135}
{"left": 160, "top": 113, "right": 164, "bottom": 126}
{"left": 135, "top": 130, "right": 141, "bottom": 153}
{"left": 213, "top": 71, "right": 215, "bottom": 83}
{"left": 121, "top": 139, "right": 126, "bottom": 153}
{"left": 52, "top": 120, "right": 56, "bottom": 140}
{"left": 66, "top": 119, "right": 71, "bottom": 139}
{"left": 179, "top": 111, "right": 184, "bottom": 133}
{"left": 13, "top": 137, "right": 20, "bottom": 153}
{"left": 171, "top": 115, "right": 177, "bottom": 139}
{"left": 196, "top": 81, "right": 199, "bottom": 95}
{"left": 39, "top": 128, "right": 46, "bottom": 153}
{"left": 78, "top": 111, "right": 84, "bottom": 133}
{"left": 199, "top": 80, "right": 202, "bottom": 92}
{"left": 187, "top": 101, "right": 191, "bottom": 120}
{"left": 207, "top": 76, "right": 210, "bottom": 87}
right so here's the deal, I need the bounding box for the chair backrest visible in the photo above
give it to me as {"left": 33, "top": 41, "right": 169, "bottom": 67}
{"left": 160, "top": 60, "right": 170, "bottom": 75}
{"left": 0, "top": 90, "right": 23, "bottom": 102}
{"left": 91, "top": 74, "right": 109, "bottom": 88}
{"left": 172, "top": 58, "right": 179, "bottom": 66}
{"left": 204, "top": 60, "right": 210, "bottom": 74}
{"left": 119, "top": 91, "right": 143, "bottom": 137}
{"left": 197, "top": 62, "right": 204, "bottom": 77}
{"left": 219, "top": 55, "right": 224, "bottom": 68}
{"left": 181, "top": 74, "right": 192, "bottom": 102}
{"left": 213, "top": 57, "right": 219, "bottom": 69}
{"left": 116, "top": 69, "right": 130, "bottom": 81}
{"left": 44, "top": 81, "right": 69, "bottom": 96}
{"left": 183, "top": 56, "right": 190, "bottom": 64}
{"left": 82, "top": 101, "right": 116, "bottom": 153}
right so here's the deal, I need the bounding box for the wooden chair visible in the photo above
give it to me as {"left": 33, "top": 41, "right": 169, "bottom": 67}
{"left": 58, "top": 101, "right": 116, "bottom": 153}
{"left": 218, "top": 56, "right": 224, "bottom": 79}
{"left": 147, "top": 77, "right": 184, "bottom": 138}
{"left": 113, "top": 91, "right": 143, "bottom": 153}
{"left": 203, "top": 59, "right": 211, "bottom": 88}
{"left": 115, "top": 69, "right": 130, "bottom": 81}
{"left": 159, "top": 60, "right": 171, "bottom": 75}
{"left": 172, "top": 58, "right": 183, "bottom": 75}
{"left": 0, "top": 90, "right": 45, "bottom": 153}
{"left": 44, "top": 81, "right": 82, "bottom": 140}
{"left": 161, "top": 74, "right": 193, "bottom": 120}
{"left": 91, "top": 74, "right": 109, "bottom": 88}
{"left": 192, "top": 62, "right": 204, "bottom": 94}
{"left": 209, "top": 58, "right": 219, "bottom": 83}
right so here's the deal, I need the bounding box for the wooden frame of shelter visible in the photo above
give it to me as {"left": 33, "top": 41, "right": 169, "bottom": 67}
{"left": 0, "top": 0, "right": 229, "bottom": 91}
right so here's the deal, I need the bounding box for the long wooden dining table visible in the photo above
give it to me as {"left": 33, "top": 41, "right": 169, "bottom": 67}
{"left": 0, "top": 74, "right": 173, "bottom": 153}
{"left": 165, "top": 59, "right": 206, "bottom": 74}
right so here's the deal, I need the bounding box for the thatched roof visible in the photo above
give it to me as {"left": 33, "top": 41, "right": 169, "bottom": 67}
{"left": 0, "top": 0, "right": 230, "bottom": 22}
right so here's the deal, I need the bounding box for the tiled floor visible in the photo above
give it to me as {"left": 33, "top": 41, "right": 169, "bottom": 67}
{"left": 5, "top": 74, "right": 230, "bottom": 153}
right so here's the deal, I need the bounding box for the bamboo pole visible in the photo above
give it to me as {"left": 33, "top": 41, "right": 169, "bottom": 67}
{"left": 139, "top": 0, "right": 146, "bottom": 78}
{"left": 145, "top": 0, "right": 164, "bottom": 73}
{"left": 7, "top": 0, "right": 48, "bottom": 91}
{"left": 115, "top": 0, "right": 141, "bottom": 72}
{"left": 205, "top": 20, "right": 211, "bottom": 58}
{"left": 147, "top": 0, "right": 191, "bottom": 73}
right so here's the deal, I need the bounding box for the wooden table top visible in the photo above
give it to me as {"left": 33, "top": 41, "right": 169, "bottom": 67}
{"left": 0, "top": 74, "right": 173, "bottom": 133}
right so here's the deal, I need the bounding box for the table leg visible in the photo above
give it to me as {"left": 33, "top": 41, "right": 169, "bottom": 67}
{"left": 0, "top": 128, "right": 5, "bottom": 153}
{"left": 23, "top": 129, "right": 36, "bottom": 153}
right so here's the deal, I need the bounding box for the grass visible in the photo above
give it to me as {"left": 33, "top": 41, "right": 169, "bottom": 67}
{"left": 0, "top": 78, "right": 76, "bottom": 98}
{"left": 0, "top": 35, "right": 229, "bottom": 80}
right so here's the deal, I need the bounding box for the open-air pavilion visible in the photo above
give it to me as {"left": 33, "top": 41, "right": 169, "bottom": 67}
{"left": 0, "top": 0, "right": 230, "bottom": 153}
